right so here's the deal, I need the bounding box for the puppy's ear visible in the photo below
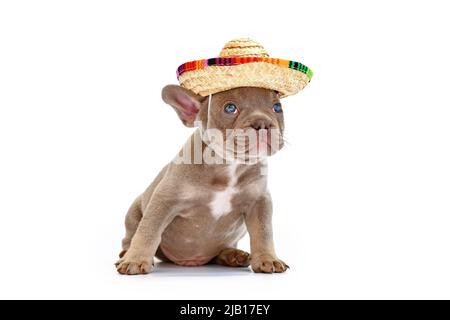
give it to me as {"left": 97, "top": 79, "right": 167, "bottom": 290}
{"left": 161, "top": 85, "right": 205, "bottom": 127}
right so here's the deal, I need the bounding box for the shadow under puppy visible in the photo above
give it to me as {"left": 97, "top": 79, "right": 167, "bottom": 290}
{"left": 115, "top": 39, "right": 312, "bottom": 275}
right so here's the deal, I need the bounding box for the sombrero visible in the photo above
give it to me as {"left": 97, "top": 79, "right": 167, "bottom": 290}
{"left": 176, "top": 38, "right": 313, "bottom": 98}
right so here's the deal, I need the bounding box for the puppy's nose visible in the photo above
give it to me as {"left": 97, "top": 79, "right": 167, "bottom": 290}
{"left": 250, "top": 119, "right": 272, "bottom": 131}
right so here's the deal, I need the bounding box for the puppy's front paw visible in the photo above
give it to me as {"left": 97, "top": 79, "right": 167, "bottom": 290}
{"left": 251, "top": 254, "right": 289, "bottom": 273}
{"left": 115, "top": 255, "right": 154, "bottom": 275}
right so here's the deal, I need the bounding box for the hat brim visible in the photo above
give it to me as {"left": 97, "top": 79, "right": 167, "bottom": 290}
{"left": 177, "top": 57, "right": 313, "bottom": 98}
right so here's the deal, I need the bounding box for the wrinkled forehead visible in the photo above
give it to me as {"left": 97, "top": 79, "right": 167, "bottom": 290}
{"left": 211, "top": 87, "right": 280, "bottom": 106}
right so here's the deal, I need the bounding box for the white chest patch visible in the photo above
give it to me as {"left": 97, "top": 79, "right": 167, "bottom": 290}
{"left": 209, "top": 162, "right": 239, "bottom": 219}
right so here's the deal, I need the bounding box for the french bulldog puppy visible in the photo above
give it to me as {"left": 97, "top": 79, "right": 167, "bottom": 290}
{"left": 115, "top": 85, "right": 289, "bottom": 275}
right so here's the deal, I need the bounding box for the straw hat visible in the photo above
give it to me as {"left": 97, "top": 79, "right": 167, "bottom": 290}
{"left": 176, "top": 38, "right": 313, "bottom": 98}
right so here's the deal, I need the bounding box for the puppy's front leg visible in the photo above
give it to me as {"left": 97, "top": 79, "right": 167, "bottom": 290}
{"left": 245, "top": 193, "right": 289, "bottom": 273}
{"left": 116, "top": 198, "right": 174, "bottom": 275}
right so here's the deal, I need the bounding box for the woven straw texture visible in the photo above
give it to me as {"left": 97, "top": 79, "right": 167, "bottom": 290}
{"left": 177, "top": 38, "right": 312, "bottom": 98}
{"left": 220, "top": 38, "right": 270, "bottom": 57}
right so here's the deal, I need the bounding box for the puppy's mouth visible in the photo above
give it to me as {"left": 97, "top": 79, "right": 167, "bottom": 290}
{"left": 202, "top": 126, "right": 284, "bottom": 163}
{"left": 228, "top": 128, "right": 284, "bottom": 159}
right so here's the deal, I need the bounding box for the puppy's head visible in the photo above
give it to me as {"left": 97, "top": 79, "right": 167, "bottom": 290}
{"left": 162, "top": 85, "right": 284, "bottom": 162}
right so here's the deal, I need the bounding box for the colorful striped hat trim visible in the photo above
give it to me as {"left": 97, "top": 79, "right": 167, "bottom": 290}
{"left": 176, "top": 57, "right": 313, "bottom": 81}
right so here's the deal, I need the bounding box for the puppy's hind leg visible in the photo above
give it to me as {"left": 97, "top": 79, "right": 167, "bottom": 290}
{"left": 119, "top": 165, "right": 169, "bottom": 258}
{"left": 212, "top": 248, "right": 251, "bottom": 267}
{"left": 119, "top": 196, "right": 143, "bottom": 258}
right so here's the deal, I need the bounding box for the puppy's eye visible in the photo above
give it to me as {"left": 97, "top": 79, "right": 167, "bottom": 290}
{"left": 272, "top": 103, "right": 282, "bottom": 113}
{"left": 224, "top": 103, "right": 238, "bottom": 114}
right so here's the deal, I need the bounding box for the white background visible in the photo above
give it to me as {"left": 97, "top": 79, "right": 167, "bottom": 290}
{"left": 1, "top": 0, "right": 449, "bottom": 299}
